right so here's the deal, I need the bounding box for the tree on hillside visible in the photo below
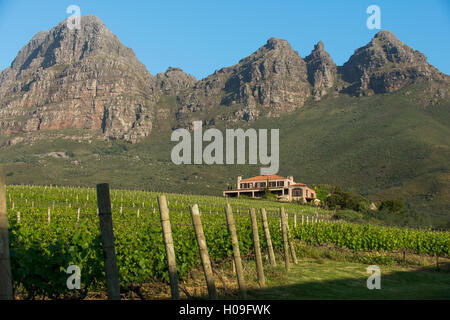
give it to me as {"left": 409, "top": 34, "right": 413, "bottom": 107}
{"left": 325, "top": 186, "right": 370, "bottom": 212}
{"left": 379, "top": 199, "right": 407, "bottom": 214}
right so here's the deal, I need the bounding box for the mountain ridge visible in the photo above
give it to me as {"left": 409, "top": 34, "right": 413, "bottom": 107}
{"left": 0, "top": 15, "right": 448, "bottom": 143}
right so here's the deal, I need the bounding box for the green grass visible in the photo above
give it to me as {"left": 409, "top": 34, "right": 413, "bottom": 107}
{"left": 247, "top": 259, "right": 450, "bottom": 299}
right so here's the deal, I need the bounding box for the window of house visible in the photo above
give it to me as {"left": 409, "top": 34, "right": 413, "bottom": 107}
{"left": 293, "top": 189, "right": 302, "bottom": 196}
{"left": 269, "top": 182, "right": 276, "bottom": 187}
{"left": 277, "top": 181, "right": 284, "bottom": 187}
{"left": 249, "top": 183, "right": 253, "bottom": 188}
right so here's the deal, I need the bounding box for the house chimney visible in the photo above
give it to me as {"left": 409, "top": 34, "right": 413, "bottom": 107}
{"left": 287, "top": 176, "right": 294, "bottom": 184}
{"left": 237, "top": 175, "right": 243, "bottom": 190}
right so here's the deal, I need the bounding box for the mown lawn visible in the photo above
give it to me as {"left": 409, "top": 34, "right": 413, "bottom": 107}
{"left": 245, "top": 259, "right": 450, "bottom": 299}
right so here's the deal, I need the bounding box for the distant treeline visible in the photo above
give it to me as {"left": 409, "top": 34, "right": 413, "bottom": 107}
{"left": 312, "top": 184, "right": 447, "bottom": 230}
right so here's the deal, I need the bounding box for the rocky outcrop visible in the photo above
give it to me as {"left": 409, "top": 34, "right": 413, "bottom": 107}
{"left": 156, "top": 67, "right": 196, "bottom": 95}
{"left": 224, "top": 37, "right": 312, "bottom": 115}
{"left": 341, "top": 30, "right": 448, "bottom": 96}
{"left": 305, "top": 41, "right": 337, "bottom": 100}
{"left": 176, "top": 37, "right": 311, "bottom": 123}
{"left": 0, "top": 15, "right": 159, "bottom": 143}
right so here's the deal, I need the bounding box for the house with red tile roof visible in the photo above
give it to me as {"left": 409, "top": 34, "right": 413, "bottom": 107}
{"left": 223, "top": 175, "right": 316, "bottom": 202}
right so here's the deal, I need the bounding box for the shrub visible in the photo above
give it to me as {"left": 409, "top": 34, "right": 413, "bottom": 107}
{"left": 326, "top": 187, "right": 370, "bottom": 212}
{"left": 332, "top": 209, "right": 365, "bottom": 223}
{"left": 379, "top": 199, "right": 407, "bottom": 214}
{"left": 262, "top": 184, "right": 278, "bottom": 201}
{"left": 313, "top": 185, "right": 330, "bottom": 203}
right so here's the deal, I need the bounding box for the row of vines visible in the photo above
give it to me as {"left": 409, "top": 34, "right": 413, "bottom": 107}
{"left": 4, "top": 185, "right": 450, "bottom": 299}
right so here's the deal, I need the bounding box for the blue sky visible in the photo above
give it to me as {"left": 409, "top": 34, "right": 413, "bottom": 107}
{"left": 0, "top": 0, "right": 449, "bottom": 79}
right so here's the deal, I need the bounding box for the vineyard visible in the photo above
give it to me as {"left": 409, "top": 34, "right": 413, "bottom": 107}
{"left": 2, "top": 185, "right": 450, "bottom": 299}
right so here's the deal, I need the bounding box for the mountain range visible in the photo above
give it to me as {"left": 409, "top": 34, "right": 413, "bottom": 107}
{"left": 0, "top": 15, "right": 449, "bottom": 226}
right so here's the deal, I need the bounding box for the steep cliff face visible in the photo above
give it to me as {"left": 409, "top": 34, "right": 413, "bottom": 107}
{"left": 0, "top": 15, "right": 158, "bottom": 143}
{"left": 176, "top": 37, "right": 312, "bottom": 123}
{"left": 223, "top": 37, "right": 312, "bottom": 115}
{"left": 341, "top": 30, "right": 448, "bottom": 96}
{"left": 304, "top": 41, "right": 337, "bottom": 100}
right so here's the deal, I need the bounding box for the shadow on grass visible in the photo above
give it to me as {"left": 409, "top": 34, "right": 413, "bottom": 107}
{"left": 241, "top": 262, "right": 450, "bottom": 300}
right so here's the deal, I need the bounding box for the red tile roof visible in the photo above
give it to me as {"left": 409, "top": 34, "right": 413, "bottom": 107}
{"left": 240, "top": 175, "right": 286, "bottom": 182}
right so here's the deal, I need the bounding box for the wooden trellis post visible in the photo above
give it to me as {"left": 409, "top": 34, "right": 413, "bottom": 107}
{"left": 224, "top": 203, "right": 247, "bottom": 298}
{"left": 96, "top": 183, "right": 121, "bottom": 300}
{"left": 0, "top": 170, "right": 13, "bottom": 300}
{"left": 190, "top": 204, "right": 218, "bottom": 299}
{"left": 280, "top": 207, "right": 290, "bottom": 272}
{"left": 260, "top": 208, "right": 276, "bottom": 266}
{"left": 158, "top": 195, "right": 180, "bottom": 300}
{"left": 287, "top": 224, "right": 298, "bottom": 264}
{"left": 250, "top": 208, "right": 265, "bottom": 287}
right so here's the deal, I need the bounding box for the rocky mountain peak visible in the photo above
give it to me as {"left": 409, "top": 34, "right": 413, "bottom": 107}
{"left": 373, "top": 30, "right": 397, "bottom": 41}
{"left": 265, "top": 37, "right": 292, "bottom": 50}
{"left": 80, "top": 14, "right": 103, "bottom": 24}
{"left": 175, "top": 37, "right": 311, "bottom": 125}
{"left": 305, "top": 41, "right": 337, "bottom": 100}
{"left": 156, "top": 67, "right": 196, "bottom": 95}
{"left": 314, "top": 40, "right": 325, "bottom": 51}
{"left": 341, "top": 30, "right": 447, "bottom": 95}
{"left": 241, "top": 37, "right": 301, "bottom": 63}
{"left": 11, "top": 15, "right": 136, "bottom": 72}
{"left": 0, "top": 15, "right": 158, "bottom": 143}
{"left": 217, "top": 37, "right": 311, "bottom": 114}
